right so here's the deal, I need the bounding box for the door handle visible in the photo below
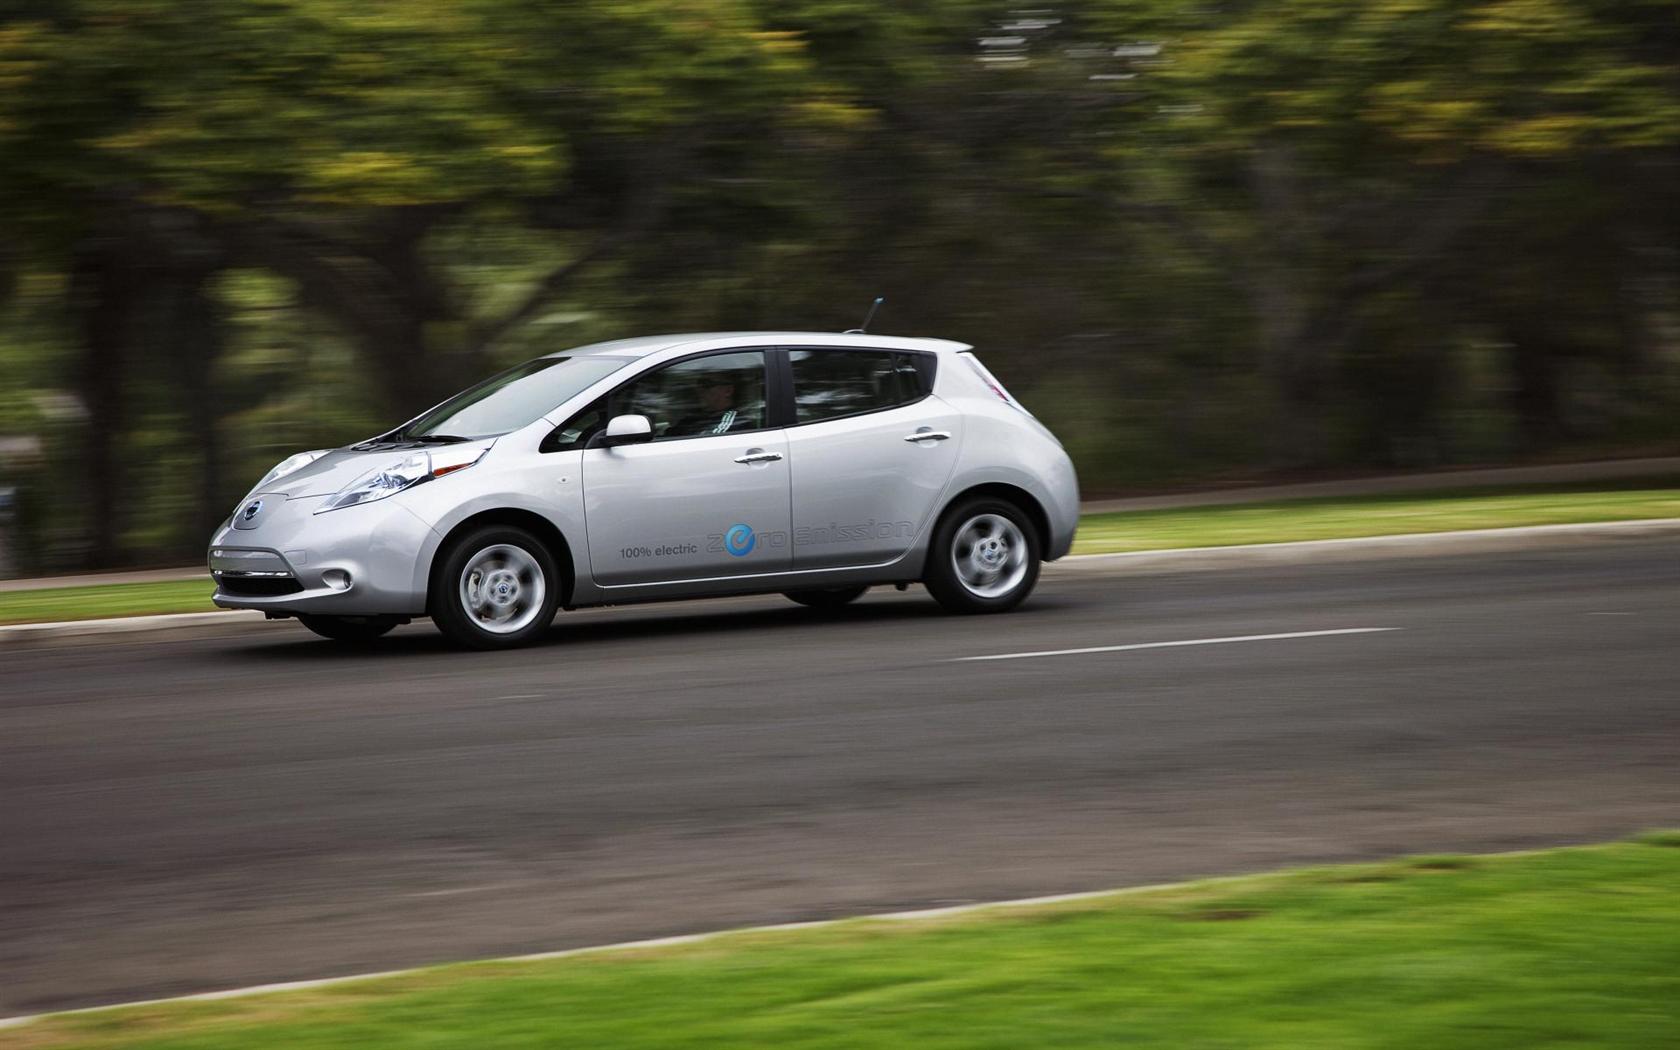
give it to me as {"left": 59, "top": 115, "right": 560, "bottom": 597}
{"left": 734, "top": 449, "right": 784, "bottom": 464}
{"left": 903, "top": 429, "right": 952, "bottom": 443}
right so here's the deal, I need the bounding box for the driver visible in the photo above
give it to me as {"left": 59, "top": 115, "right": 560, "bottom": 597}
{"left": 678, "top": 375, "right": 749, "bottom": 436}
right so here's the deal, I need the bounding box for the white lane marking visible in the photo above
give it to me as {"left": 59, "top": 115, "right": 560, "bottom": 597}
{"left": 950, "top": 627, "right": 1401, "bottom": 663}
{"left": 406, "top": 883, "right": 524, "bottom": 899}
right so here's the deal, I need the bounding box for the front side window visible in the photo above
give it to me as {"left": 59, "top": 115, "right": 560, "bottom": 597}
{"left": 399, "top": 355, "right": 630, "bottom": 440}
{"left": 548, "top": 350, "right": 769, "bottom": 450}
{"left": 619, "top": 351, "right": 768, "bottom": 439}
{"left": 789, "top": 349, "right": 930, "bottom": 424}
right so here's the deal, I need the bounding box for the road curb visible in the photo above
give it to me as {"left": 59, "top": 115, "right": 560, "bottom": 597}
{"left": 0, "top": 609, "right": 265, "bottom": 645}
{"left": 0, "top": 869, "right": 1275, "bottom": 1029}
{"left": 3, "top": 518, "right": 1677, "bottom": 645}
{"left": 0, "top": 842, "right": 1576, "bottom": 1030}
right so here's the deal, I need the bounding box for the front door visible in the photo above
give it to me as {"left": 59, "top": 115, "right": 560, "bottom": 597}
{"left": 582, "top": 350, "right": 792, "bottom": 586}
{"left": 783, "top": 348, "right": 960, "bottom": 569}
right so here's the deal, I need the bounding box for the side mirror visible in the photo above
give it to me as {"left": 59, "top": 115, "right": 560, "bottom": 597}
{"left": 598, "top": 413, "right": 653, "bottom": 448}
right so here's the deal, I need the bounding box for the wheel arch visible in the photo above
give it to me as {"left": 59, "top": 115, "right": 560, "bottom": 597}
{"left": 427, "top": 508, "right": 576, "bottom": 610}
{"left": 934, "top": 482, "right": 1051, "bottom": 556}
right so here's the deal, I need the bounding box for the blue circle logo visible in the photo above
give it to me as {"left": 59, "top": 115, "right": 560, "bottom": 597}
{"left": 724, "top": 523, "right": 756, "bottom": 557}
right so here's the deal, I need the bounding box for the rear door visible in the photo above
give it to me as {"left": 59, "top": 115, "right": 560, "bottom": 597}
{"left": 783, "top": 348, "right": 960, "bottom": 569}
{"left": 579, "top": 350, "right": 792, "bottom": 585}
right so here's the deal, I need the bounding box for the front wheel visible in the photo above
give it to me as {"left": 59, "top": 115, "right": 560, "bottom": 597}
{"left": 783, "top": 585, "right": 869, "bottom": 610}
{"left": 430, "top": 526, "right": 561, "bottom": 650}
{"left": 923, "top": 498, "right": 1041, "bottom": 614}
{"left": 297, "top": 614, "right": 401, "bottom": 643}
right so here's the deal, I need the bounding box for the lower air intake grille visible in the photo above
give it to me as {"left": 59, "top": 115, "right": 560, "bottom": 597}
{"left": 215, "top": 574, "right": 304, "bottom": 597}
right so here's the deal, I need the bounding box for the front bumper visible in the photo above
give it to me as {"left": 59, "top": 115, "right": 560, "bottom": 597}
{"left": 208, "top": 494, "right": 438, "bottom": 616}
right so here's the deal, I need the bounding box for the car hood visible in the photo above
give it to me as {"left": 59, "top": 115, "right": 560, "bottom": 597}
{"left": 260, "top": 442, "right": 492, "bottom": 499}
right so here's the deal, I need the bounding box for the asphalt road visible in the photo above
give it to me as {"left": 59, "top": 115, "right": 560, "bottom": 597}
{"left": 3, "top": 539, "right": 1679, "bottom": 1016}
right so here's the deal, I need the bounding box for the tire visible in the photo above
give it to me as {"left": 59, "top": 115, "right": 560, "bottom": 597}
{"left": 297, "top": 614, "right": 400, "bottom": 643}
{"left": 430, "top": 525, "right": 561, "bottom": 650}
{"left": 923, "top": 497, "right": 1041, "bottom": 614}
{"left": 783, "top": 585, "right": 869, "bottom": 610}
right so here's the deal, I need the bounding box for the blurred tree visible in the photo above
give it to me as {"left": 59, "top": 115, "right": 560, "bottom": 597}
{"left": 244, "top": 0, "right": 832, "bottom": 413}
{"left": 0, "top": 0, "right": 559, "bottom": 559}
{"left": 0, "top": 0, "right": 1676, "bottom": 568}
{"left": 1083, "top": 0, "right": 1680, "bottom": 463}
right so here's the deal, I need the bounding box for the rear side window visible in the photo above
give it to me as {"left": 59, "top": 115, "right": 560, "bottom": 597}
{"left": 789, "top": 350, "right": 932, "bottom": 424}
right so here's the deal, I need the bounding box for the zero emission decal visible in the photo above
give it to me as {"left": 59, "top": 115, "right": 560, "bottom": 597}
{"left": 721, "top": 523, "right": 756, "bottom": 557}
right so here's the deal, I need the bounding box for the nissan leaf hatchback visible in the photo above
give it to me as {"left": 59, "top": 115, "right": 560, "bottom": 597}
{"left": 209, "top": 333, "right": 1080, "bottom": 648}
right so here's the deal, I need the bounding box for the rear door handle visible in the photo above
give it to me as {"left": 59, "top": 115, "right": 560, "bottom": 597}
{"left": 904, "top": 428, "right": 952, "bottom": 443}
{"left": 734, "top": 449, "right": 784, "bottom": 464}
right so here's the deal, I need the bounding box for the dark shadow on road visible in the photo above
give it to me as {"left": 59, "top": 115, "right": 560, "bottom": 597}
{"left": 220, "top": 591, "right": 1083, "bottom": 663}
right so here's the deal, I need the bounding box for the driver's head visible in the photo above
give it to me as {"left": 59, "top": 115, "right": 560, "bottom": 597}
{"left": 699, "top": 377, "right": 737, "bottom": 411}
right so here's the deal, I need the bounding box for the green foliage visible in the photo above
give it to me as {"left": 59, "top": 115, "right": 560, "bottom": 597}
{"left": 0, "top": 0, "right": 560, "bottom": 220}
{"left": 1096, "top": 0, "right": 1680, "bottom": 158}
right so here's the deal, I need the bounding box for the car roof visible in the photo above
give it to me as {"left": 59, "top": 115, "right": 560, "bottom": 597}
{"left": 547, "top": 332, "right": 973, "bottom": 360}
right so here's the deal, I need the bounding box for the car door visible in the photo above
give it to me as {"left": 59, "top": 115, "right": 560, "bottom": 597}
{"left": 783, "top": 348, "right": 961, "bottom": 569}
{"left": 579, "top": 350, "right": 792, "bottom": 586}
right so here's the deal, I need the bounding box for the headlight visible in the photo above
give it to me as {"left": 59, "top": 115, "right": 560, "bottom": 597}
{"left": 316, "top": 445, "right": 487, "bottom": 513}
{"left": 253, "top": 450, "right": 329, "bottom": 492}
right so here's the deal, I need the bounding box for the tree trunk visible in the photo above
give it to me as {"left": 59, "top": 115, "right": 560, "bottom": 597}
{"left": 350, "top": 215, "right": 470, "bottom": 418}
{"left": 1246, "top": 144, "right": 1332, "bottom": 467}
{"left": 70, "top": 233, "right": 145, "bottom": 569}
{"left": 176, "top": 269, "right": 227, "bottom": 543}
{"left": 253, "top": 212, "right": 471, "bottom": 422}
{"left": 1503, "top": 318, "right": 1566, "bottom": 451}
{"left": 1250, "top": 264, "right": 1325, "bottom": 466}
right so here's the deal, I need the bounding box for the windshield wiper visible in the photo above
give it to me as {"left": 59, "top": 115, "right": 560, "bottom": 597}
{"left": 405, "top": 434, "right": 472, "bottom": 444}
{"left": 351, "top": 432, "right": 472, "bottom": 450}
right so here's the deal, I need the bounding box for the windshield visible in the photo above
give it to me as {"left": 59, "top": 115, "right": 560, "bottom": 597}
{"left": 399, "top": 356, "right": 630, "bottom": 440}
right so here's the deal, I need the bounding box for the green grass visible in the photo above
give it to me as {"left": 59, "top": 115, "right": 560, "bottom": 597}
{"left": 11, "top": 837, "right": 1680, "bottom": 1050}
{"left": 0, "top": 579, "right": 217, "bottom": 626}
{"left": 2, "top": 478, "right": 1676, "bottom": 625}
{"left": 1072, "top": 478, "right": 1680, "bottom": 554}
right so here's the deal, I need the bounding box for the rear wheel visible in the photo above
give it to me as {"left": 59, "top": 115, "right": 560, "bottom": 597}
{"left": 923, "top": 497, "right": 1041, "bottom": 614}
{"left": 783, "top": 585, "right": 869, "bottom": 610}
{"left": 430, "top": 525, "right": 560, "bottom": 650}
{"left": 297, "top": 614, "right": 400, "bottom": 643}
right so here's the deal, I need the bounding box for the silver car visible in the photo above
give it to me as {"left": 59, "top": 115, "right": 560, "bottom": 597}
{"left": 209, "top": 333, "right": 1079, "bottom": 648}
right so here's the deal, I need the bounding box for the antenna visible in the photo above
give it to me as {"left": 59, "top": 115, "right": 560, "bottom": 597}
{"left": 844, "top": 296, "right": 885, "bottom": 334}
